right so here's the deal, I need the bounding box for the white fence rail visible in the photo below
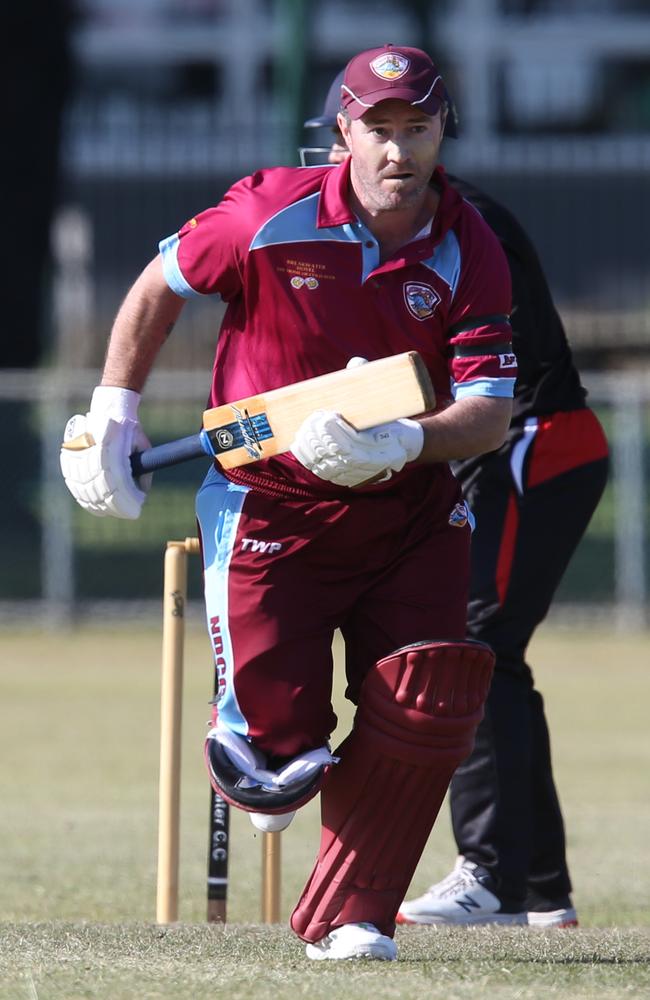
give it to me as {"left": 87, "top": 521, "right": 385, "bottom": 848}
{"left": 0, "top": 368, "right": 647, "bottom": 630}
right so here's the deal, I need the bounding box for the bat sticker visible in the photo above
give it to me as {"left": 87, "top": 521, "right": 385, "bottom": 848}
{"left": 207, "top": 407, "right": 273, "bottom": 459}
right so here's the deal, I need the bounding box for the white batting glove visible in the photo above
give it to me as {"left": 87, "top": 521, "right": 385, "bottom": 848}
{"left": 291, "top": 410, "right": 424, "bottom": 488}
{"left": 60, "top": 386, "right": 152, "bottom": 519}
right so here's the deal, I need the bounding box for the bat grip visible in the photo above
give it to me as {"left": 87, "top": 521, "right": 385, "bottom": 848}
{"left": 130, "top": 430, "right": 215, "bottom": 476}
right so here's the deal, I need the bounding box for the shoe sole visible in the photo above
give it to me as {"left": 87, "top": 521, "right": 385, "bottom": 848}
{"left": 527, "top": 908, "right": 578, "bottom": 929}
{"left": 305, "top": 944, "right": 397, "bottom": 961}
{"left": 396, "top": 911, "right": 527, "bottom": 927}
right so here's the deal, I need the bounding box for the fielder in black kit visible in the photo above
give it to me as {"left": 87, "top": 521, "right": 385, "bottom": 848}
{"left": 303, "top": 72, "right": 610, "bottom": 929}
{"left": 398, "top": 176, "right": 609, "bottom": 928}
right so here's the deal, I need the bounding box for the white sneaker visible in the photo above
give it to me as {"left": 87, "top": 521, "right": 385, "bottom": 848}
{"left": 397, "top": 860, "right": 527, "bottom": 926}
{"left": 249, "top": 810, "right": 295, "bottom": 833}
{"left": 414, "top": 854, "right": 467, "bottom": 897}
{"left": 527, "top": 906, "right": 578, "bottom": 928}
{"left": 305, "top": 922, "right": 397, "bottom": 961}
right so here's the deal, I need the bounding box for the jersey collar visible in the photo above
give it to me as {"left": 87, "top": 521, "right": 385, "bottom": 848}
{"left": 317, "top": 157, "right": 356, "bottom": 228}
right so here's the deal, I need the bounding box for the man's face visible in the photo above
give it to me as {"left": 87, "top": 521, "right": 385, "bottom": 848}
{"left": 337, "top": 100, "right": 446, "bottom": 214}
{"left": 328, "top": 130, "right": 348, "bottom": 165}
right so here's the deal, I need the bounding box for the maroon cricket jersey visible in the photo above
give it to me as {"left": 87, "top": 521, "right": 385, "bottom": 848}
{"left": 168, "top": 162, "right": 517, "bottom": 755}
{"left": 160, "top": 160, "right": 515, "bottom": 496}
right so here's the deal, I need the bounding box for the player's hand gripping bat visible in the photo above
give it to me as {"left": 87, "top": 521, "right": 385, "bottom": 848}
{"left": 61, "top": 351, "right": 435, "bottom": 477}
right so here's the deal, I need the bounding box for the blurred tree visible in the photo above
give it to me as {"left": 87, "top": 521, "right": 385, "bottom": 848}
{"left": 273, "top": 0, "right": 308, "bottom": 165}
{"left": 0, "top": 0, "right": 75, "bottom": 368}
{"left": 0, "top": 2, "right": 76, "bottom": 604}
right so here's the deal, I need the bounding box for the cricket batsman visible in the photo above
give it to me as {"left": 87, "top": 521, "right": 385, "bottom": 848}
{"left": 61, "top": 45, "right": 516, "bottom": 959}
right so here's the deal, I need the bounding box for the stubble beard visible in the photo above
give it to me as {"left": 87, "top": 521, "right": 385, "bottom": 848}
{"left": 355, "top": 167, "right": 430, "bottom": 215}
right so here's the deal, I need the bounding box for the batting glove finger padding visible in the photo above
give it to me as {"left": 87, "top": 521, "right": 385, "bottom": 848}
{"left": 60, "top": 386, "right": 152, "bottom": 519}
{"left": 291, "top": 409, "right": 424, "bottom": 488}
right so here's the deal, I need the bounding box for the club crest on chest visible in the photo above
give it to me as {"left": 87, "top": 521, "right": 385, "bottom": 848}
{"left": 404, "top": 282, "right": 440, "bottom": 320}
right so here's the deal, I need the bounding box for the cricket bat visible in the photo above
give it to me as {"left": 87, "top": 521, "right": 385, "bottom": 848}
{"left": 62, "top": 352, "right": 435, "bottom": 476}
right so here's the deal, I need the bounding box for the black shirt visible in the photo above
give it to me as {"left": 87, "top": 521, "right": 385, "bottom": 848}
{"left": 448, "top": 173, "right": 586, "bottom": 426}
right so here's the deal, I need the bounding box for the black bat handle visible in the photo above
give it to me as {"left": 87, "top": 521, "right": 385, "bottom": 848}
{"left": 130, "top": 430, "right": 214, "bottom": 476}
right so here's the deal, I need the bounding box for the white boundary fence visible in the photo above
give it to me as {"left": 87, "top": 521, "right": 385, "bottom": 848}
{"left": 0, "top": 368, "right": 647, "bottom": 630}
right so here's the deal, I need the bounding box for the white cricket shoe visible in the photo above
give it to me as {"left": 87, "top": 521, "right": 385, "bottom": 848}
{"left": 305, "top": 922, "right": 397, "bottom": 961}
{"left": 249, "top": 810, "right": 295, "bottom": 833}
{"left": 397, "top": 859, "right": 527, "bottom": 926}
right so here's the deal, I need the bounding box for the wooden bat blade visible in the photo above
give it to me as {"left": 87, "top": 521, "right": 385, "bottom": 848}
{"left": 61, "top": 352, "right": 435, "bottom": 476}
{"left": 202, "top": 351, "right": 435, "bottom": 469}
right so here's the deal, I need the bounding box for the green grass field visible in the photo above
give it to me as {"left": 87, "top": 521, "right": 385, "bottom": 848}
{"left": 1, "top": 625, "right": 649, "bottom": 999}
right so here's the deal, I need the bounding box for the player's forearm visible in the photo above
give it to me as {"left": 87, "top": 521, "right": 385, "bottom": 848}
{"left": 101, "top": 255, "right": 185, "bottom": 392}
{"left": 418, "top": 396, "right": 512, "bottom": 463}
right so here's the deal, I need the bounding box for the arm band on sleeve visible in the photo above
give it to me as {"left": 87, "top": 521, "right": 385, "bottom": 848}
{"left": 450, "top": 340, "right": 514, "bottom": 358}
{"left": 448, "top": 313, "right": 510, "bottom": 336}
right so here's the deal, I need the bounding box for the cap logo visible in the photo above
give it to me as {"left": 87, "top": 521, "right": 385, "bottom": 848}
{"left": 370, "top": 52, "right": 409, "bottom": 81}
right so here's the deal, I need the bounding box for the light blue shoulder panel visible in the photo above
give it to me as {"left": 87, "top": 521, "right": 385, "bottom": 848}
{"left": 421, "top": 230, "right": 462, "bottom": 298}
{"left": 250, "top": 192, "right": 359, "bottom": 251}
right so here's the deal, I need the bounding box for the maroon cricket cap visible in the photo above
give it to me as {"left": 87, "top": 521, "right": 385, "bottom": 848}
{"left": 341, "top": 44, "right": 447, "bottom": 120}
